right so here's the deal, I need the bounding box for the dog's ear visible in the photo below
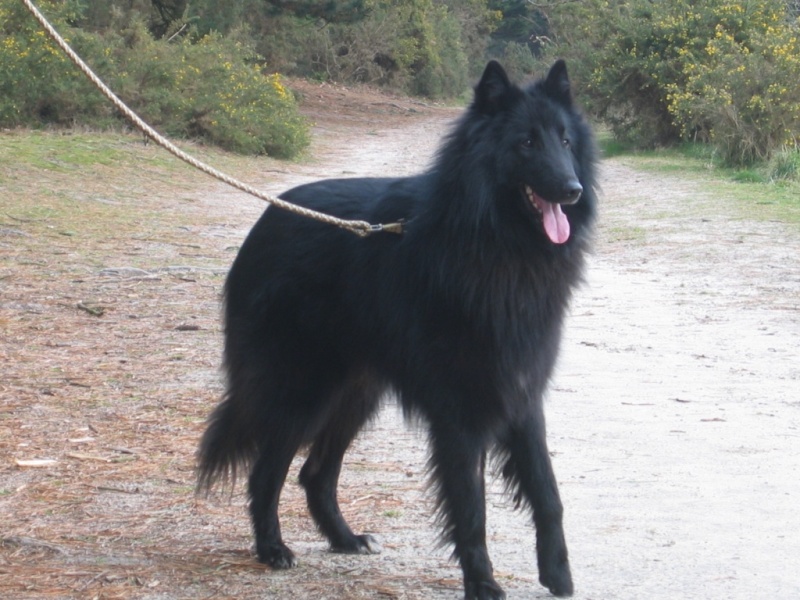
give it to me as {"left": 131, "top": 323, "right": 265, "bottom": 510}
{"left": 474, "top": 61, "right": 518, "bottom": 115}
{"left": 543, "top": 59, "right": 572, "bottom": 107}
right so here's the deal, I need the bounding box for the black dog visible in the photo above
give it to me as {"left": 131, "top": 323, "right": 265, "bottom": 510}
{"left": 198, "top": 60, "right": 596, "bottom": 599}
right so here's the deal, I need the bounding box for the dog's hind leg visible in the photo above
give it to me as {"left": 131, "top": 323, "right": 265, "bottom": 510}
{"left": 500, "top": 408, "right": 573, "bottom": 597}
{"left": 299, "top": 378, "right": 382, "bottom": 555}
{"left": 429, "top": 418, "right": 506, "bottom": 600}
{"left": 248, "top": 427, "right": 304, "bottom": 569}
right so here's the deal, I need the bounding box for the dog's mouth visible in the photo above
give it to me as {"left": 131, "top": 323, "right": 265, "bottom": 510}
{"left": 524, "top": 186, "right": 571, "bottom": 244}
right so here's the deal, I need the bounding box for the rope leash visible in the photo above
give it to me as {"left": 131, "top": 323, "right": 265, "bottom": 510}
{"left": 22, "top": 0, "right": 404, "bottom": 237}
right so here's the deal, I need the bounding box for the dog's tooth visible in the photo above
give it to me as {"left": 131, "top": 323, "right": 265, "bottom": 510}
{"left": 525, "top": 186, "right": 542, "bottom": 213}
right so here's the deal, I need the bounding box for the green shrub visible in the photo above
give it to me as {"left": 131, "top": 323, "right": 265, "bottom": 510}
{"left": 499, "top": 42, "right": 537, "bottom": 83}
{"left": 408, "top": 4, "right": 470, "bottom": 98}
{"left": 185, "top": 33, "right": 310, "bottom": 157}
{"left": 0, "top": 0, "right": 309, "bottom": 158}
{"left": 251, "top": 0, "right": 491, "bottom": 99}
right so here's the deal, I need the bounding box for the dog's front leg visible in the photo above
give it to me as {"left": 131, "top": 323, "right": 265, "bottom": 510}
{"left": 429, "top": 419, "right": 505, "bottom": 600}
{"left": 501, "top": 408, "right": 573, "bottom": 597}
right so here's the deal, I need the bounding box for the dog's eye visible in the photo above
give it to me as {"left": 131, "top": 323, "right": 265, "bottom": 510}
{"left": 521, "top": 139, "right": 533, "bottom": 149}
{"left": 562, "top": 137, "right": 571, "bottom": 148}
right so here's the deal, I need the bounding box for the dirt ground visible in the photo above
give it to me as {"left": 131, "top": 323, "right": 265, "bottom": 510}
{"left": 2, "top": 80, "right": 799, "bottom": 599}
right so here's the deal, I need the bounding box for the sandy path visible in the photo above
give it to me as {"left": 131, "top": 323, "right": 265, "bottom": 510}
{"left": 550, "top": 159, "right": 800, "bottom": 599}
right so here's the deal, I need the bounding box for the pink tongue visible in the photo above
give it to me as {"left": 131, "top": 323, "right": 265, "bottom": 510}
{"left": 542, "top": 202, "right": 570, "bottom": 244}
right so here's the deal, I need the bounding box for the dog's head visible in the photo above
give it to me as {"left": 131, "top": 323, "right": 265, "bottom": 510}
{"left": 471, "top": 60, "right": 596, "bottom": 245}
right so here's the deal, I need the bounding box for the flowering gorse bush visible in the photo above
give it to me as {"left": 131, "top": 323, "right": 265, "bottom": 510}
{"left": 0, "top": 0, "right": 308, "bottom": 158}
{"left": 0, "top": 1, "right": 93, "bottom": 125}
{"left": 543, "top": 0, "right": 800, "bottom": 166}
{"left": 668, "top": 6, "right": 800, "bottom": 164}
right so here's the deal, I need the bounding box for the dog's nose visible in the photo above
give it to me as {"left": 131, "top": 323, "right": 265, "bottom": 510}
{"left": 561, "top": 181, "right": 583, "bottom": 204}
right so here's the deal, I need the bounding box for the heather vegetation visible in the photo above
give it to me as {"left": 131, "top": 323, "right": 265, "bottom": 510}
{"left": 1, "top": 0, "right": 798, "bottom": 172}
{"left": 0, "top": 0, "right": 308, "bottom": 157}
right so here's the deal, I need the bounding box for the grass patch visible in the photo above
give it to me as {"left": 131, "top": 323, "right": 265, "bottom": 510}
{"left": 0, "top": 129, "right": 273, "bottom": 218}
{"left": 609, "top": 141, "right": 800, "bottom": 226}
{"left": 596, "top": 129, "right": 630, "bottom": 159}
{"left": 0, "top": 135, "right": 128, "bottom": 172}
{"left": 0, "top": 129, "right": 281, "bottom": 278}
{"left": 768, "top": 147, "right": 800, "bottom": 182}
{"left": 605, "top": 225, "right": 648, "bottom": 243}
{"left": 731, "top": 169, "right": 766, "bottom": 184}
{"left": 0, "top": 128, "right": 276, "bottom": 191}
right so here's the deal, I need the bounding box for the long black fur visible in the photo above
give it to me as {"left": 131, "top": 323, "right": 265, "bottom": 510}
{"left": 198, "top": 60, "right": 596, "bottom": 599}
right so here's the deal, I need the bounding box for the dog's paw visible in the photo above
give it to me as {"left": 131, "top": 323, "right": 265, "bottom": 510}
{"left": 255, "top": 542, "right": 297, "bottom": 569}
{"left": 332, "top": 533, "right": 382, "bottom": 555}
{"left": 464, "top": 579, "right": 506, "bottom": 600}
{"left": 540, "top": 563, "right": 573, "bottom": 597}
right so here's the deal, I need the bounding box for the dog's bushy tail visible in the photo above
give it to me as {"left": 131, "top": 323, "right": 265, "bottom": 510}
{"left": 196, "top": 394, "right": 258, "bottom": 494}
